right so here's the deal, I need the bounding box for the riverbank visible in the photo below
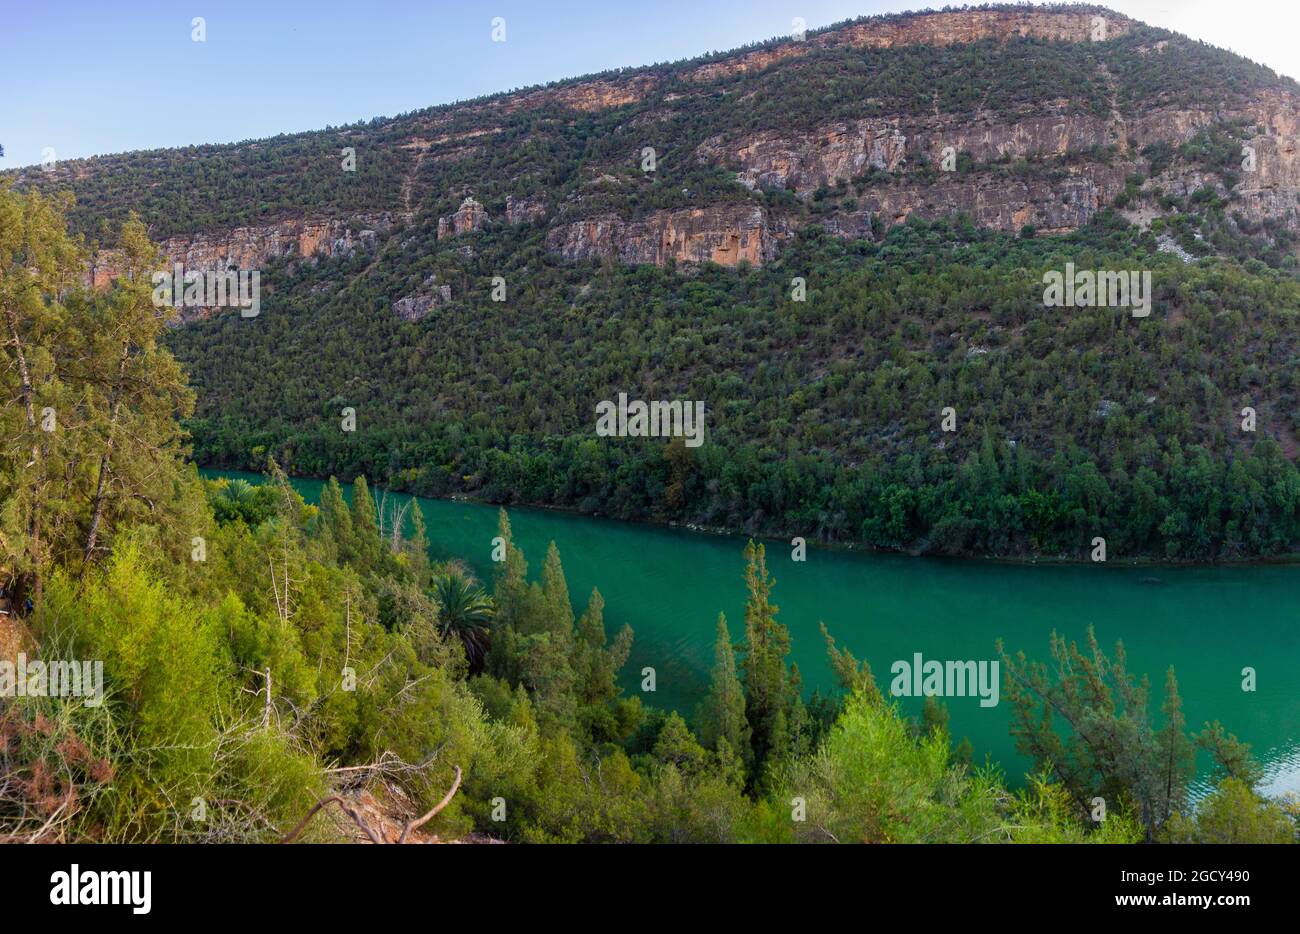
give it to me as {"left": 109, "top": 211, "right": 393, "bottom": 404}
{"left": 205, "top": 467, "right": 1300, "bottom": 797}
{"left": 199, "top": 462, "right": 1300, "bottom": 569}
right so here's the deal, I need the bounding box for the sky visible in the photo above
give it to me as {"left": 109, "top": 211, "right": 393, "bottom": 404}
{"left": 2, "top": 0, "right": 1297, "bottom": 168}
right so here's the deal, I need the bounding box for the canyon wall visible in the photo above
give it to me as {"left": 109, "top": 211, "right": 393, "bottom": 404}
{"left": 547, "top": 204, "right": 783, "bottom": 267}
{"left": 86, "top": 213, "right": 398, "bottom": 290}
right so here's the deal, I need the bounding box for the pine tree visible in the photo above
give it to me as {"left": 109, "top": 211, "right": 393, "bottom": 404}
{"left": 407, "top": 500, "right": 431, "bottom": 580}
{"left": 317, "top": 477, "right": 354, "bottom": 562}
{"left": 821, "top": 622, "right": 880, "bottom": 701}
{"left": 1197, "top": 720, "right": 1263, "bottom": 788}
{"left": 485, "top": 508, "right": 527, "bottom": 682}
{"left": 696, "top": 613, "right": 750, "bottom": 760}
{"left": 738, "top": 541, "right": 793, "bottom": 786}
{"left": 1155, "top": 666, "right": 1194, "bottom": 827}
{"left": 538, "top": 541, "right": 574, "bottom": 638}
{"left": 574, "top": 588, "right": 632, "bottom": 706}
{"left": 999, "top": 628, "right": 1205, "bottom": 840}
{"left": 350, "top": 475, "right": 381, "bottom": 567}
{"left": 1, "top": 192, "right": 196, "bottom": 602}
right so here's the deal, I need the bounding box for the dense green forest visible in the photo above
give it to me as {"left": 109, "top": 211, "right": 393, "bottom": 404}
{"left": 172, "top": 210, "right": 1300, "bottom": 560}
{"left": 5, "top": 6, "right": 1299, "bottom": 559}
{"left": 2, "top": 186, "right": 1297, "bottom": 843}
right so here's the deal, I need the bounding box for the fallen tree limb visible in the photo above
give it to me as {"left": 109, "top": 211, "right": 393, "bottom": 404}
{"left": 280, "top": 795, "right": 383, "bottom": 844}
{"left": 397, "top": 765, "right": 462, "bottom": 843}
{"left": 281, "top": 764, "right": 462, "bottom": 844}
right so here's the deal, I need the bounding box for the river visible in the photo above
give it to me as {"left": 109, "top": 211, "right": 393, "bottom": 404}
{"left": 208, "top": 469, "right": 1300, "bottom": 796}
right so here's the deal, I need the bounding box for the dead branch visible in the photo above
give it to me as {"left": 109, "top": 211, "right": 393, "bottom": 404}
{"left": 280, "top": 795, "right": 383, "bottom": 845}
{"left": 397, "top": 765, "right": 462, "bottom": 843}
{"left": 281, "top": 764, "right": 462, "bottom": 845}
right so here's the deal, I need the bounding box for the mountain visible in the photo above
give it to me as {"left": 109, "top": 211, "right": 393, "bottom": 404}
{"left": 10, "top": 3, "right": 1300, "bottom": 559}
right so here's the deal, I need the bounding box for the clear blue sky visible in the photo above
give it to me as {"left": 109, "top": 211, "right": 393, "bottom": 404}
{"left": 3, "top": 1, "right": 1296, "bottom": 168}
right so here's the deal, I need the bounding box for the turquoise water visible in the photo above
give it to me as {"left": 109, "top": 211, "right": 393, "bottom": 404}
{"left": 209, "top": 470, "right": 1300, "bottom": 795}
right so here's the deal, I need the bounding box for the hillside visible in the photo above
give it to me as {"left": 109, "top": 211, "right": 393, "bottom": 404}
{"left": 11, "top": 3, "right": 1300, "bottom": 559}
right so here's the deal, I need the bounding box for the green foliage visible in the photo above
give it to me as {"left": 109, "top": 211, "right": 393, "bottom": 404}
{"left": 739, "top": 541, "right": 798, "bottom": 789}
{"left": 160, "top": 211, "right": 1300, "bottom": 561}
{"left": 208, "top": 478, "right": 279, "bottom": 527}
{"left": 1162, "top": 778, "right": 1295, "bottom": 844}
{"left": 696, "top": 613, "right": 751, "bottom": 761}
{"left": 3, "top": 38, "right": 1295, "bottom": 846}
{"left": 777, "top": 689, "right": 1004, "bottom": 843}
{"left": 431, "top": 570, "right": 495, "bottom": 670}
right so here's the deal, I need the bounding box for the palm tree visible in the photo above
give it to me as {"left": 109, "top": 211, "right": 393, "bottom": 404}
{"left": 431, "top": 572, "right": 495, "bottom": 669}
{"left": 212, "top": 478, "right": 271, "bottom": 525}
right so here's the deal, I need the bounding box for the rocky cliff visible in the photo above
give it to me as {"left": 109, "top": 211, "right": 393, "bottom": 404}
{"left": 40, "top": 4, "right": 1299, "bottom": 298}
{"left": 437, "top": 198, "right": 488, "bottom": 239}
{"left": 547, "top": 204, "right": 783, "bottom": 266}
{"left": 86, "top": 212, "right": 398, "bottom": 291}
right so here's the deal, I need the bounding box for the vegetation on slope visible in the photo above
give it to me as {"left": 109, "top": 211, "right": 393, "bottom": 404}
{"left": 5, "top": 6, "right": 1295, "bottom": 240}
{"left": 2, "top": 187, "right": 1296, "bottom": 843}
{"left": 174, "top": 211, "right": 1300, "bottom": 559}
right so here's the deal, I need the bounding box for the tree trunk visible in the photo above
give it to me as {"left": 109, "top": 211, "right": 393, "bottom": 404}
{"left": 4, "top": 307, "right": 43, "bottom": 600}
{"left": 82, "top": 344, "right": 130, "bottom": 565}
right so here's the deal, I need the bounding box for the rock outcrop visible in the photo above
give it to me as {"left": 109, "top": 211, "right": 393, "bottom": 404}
{"left": 505, "top": 195, "right": 547, "bottom": 225}
{"left": 393, "top": 276, "right": 453, "bottom": 321}
{"left": 86, "top": 213, "right": 394, "bottom": 290}
{"left": 501, "top": 75, "right": 658, "bottom": 114}
{"left": 698, "top": 121, "right": 909, "bottom": 195}
{"left": 547, "top": 204, "right": 782, "bottom": 267}
{"left": 437, "top": 197, "right": 488, "bottom": 239}
{"left": 824, "top": 163, "right": 1131, "bottom": 236}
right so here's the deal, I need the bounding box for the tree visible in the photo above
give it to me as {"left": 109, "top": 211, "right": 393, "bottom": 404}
{"left": 349, "top": 475, "right": 381, "bottom": 568}
{"left": 0, "top": 185, "right": 81, "bottom": 601}
{"left": 1, "top": 189, "right": 197, "bottom": 605}
{"left": 1155, "top": 667, "right": 1195, "bottom": 823}
{"left": 1197, "top": 720, "right": 1264, "bottom": 788}
{"left": 210, "top": 478, "right": 278, "bottom": 527}
{"left": 696, "top": 613, "right": 750, "bottom": 761}
{"left": 432, "top": 570, "right": 495, "bottom": 670}
{"left": 316, "top": 477, "right": 354, "bottom": 562}
{"left": 820, "top": 622, "right": 880, "bottom": 701}
{"left": 485, "top": 508, "right": 528, "bottom": 682}
{"left": 573, "top": 587, "right": 632, "bottom": 707}
{"left": 738, "top": 541, "right": 795, "bottom": 788}
{"left": 1162, "top": 778, "right": 1295, "bottom": 844}
{"left": 999, "top": 628, "right": 1209, "bottom": 841}
{"left": 538, "top": 541, "right": 574, "bottom": 639}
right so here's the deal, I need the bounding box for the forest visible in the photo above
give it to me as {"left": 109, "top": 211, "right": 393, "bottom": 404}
{"left": 2, "top": 185, "right": 1296, "bottom": 842}
{"left": 172, "top": 208, "right": 1300, "bottom": 560}
{"left": 5, "top": 7, "right": 1298, "bottom": 561}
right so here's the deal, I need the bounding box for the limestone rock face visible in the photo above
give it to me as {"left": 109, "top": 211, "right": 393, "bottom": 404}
{"left": 85, "top": 213, "right": 392, "bottom": 291}
{"left": 547, "top": 205, "right": 781, "bottom": 267}
{"left": 437, "top": 197, "right": 488, "bottom": 239}
{"left": 826, "top": 163, "right": 1132, "bottom": 237}
{"left": 697, "top": 121, "right": 909, "bottom": 196}
{"left": 503, "top": 75, "right": 657, "bottom": 114}
{"left": 393, "top": 276, "right": 453, "bottom": 321}
{"left": 505, "top": 195, "right": 547, "bottom": 225}
{"left": 164, "top": 215, "right": 387, "bottom": 270}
